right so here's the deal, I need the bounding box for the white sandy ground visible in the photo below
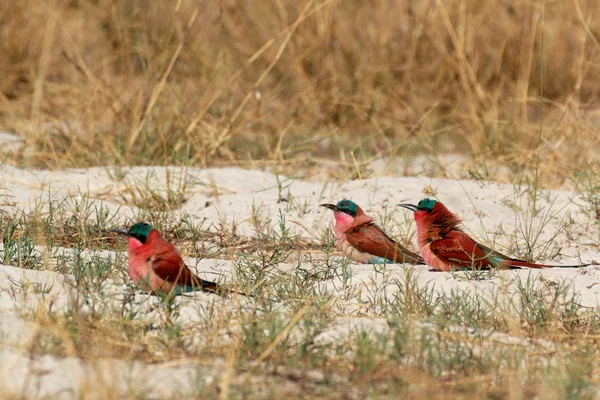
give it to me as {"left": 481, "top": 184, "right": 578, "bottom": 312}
{"left": 0, "top": 164, "right": 599, "bottom": 397}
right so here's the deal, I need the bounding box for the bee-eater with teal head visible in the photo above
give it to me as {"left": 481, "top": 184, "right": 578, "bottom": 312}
{"left": 321, "top": 200, "right": 424, "bottom": 265}
{"left": 110, "top": 222, "right": 240, "bottom": 295}
{"left": 398, "top": 198, "right": 588, "bottom": 271}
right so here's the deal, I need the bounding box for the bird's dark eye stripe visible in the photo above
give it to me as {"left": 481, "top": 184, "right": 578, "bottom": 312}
{"left": 132, "top": 233, "right": 147, "bottom": 244}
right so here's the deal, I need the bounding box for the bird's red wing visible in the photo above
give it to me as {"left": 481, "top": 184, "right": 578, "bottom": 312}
{"left": 141, "top": 230, "right": 231, "bottom": 293}
{"left": 149, "top": 247, "right": 197, "bottom": 285}
{"left": 346, "top": 223, "right": 422, "bottom": 263}
{"left": 429, "top": 231, "right": 496, "bottom": 269}
{"left": 142, "top": 231, "right": 200, "bottom": 286}
{"left": 150, "top": 248, "right": 224, "bottom": 289}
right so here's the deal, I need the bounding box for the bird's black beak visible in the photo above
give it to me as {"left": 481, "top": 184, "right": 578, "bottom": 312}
{"left": 320, "top": 203, "right": 339, "bottom": 212}
{"left": 398, "top": 204, "right": 418, "bottom": 212}
{"left": 109, "top": 227, "right": 130, "bottom": 236}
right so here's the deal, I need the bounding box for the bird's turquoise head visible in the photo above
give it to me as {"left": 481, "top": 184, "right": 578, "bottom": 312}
{"left": 398, "top": 198, "right": 437, "bottom": 213}
{"left": 320, "top": 199, "right": 359, "bottom": 217}
{"left": 417, "top": 198, "right": 437, "bottom": 212}
{"left": 335, "top": 199, "right": 359, "bottom": 216}
{"left": 110, "top": 222, "right": 153, "bottom": 244}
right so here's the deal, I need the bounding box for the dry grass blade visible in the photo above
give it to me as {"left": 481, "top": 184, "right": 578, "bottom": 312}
{"left": 0, "top": 0, "right": 596, "bottom": 184}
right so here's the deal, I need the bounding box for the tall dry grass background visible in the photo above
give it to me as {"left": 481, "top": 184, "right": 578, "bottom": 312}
{"left": 1, "top": 0, "right": 599, "bottom": 185}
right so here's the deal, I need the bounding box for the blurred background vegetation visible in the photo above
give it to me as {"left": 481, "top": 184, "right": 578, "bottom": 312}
{"left": 1, "top": 0, "right": 599, "bottom": 186}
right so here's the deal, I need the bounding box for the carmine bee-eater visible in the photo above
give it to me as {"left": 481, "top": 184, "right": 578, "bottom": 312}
{"left": 110, "top": 222, "right": 238, "bottom": 295}
{"left": 321, "top": 200, "right": 424, "bottom": 264}
{"left": 398, "top": 198, "right": 588, "bottom": 271}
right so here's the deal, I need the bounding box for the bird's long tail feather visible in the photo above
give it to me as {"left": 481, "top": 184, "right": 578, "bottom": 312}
{"left": 501, "top": 260, "right": 589, "bottom": 269}
{"left": 394, "top": 246, "right": 425, "bottom": 265}
{"left": 194, "top": 277, "right": 249, "bottom": 296}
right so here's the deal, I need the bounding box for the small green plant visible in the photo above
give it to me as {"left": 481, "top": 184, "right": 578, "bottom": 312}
{"left": 1, "top": 216, "right": 42, "bottom": 270}
{"left": 118, "top": 168, "right": 192, "bottom": 213}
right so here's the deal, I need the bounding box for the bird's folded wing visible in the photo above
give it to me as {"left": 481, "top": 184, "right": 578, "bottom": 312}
{"left": 150, "top": 249, "right": 197, "bottom": 286}
{"left": 150, "top": 249, "right": 221, "bottom": 291}
{"left": 429, "top": 233, "right": 496, "bottom": 269}
{"left": 346, "top": 223, "right": 422, "bottom": 263}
